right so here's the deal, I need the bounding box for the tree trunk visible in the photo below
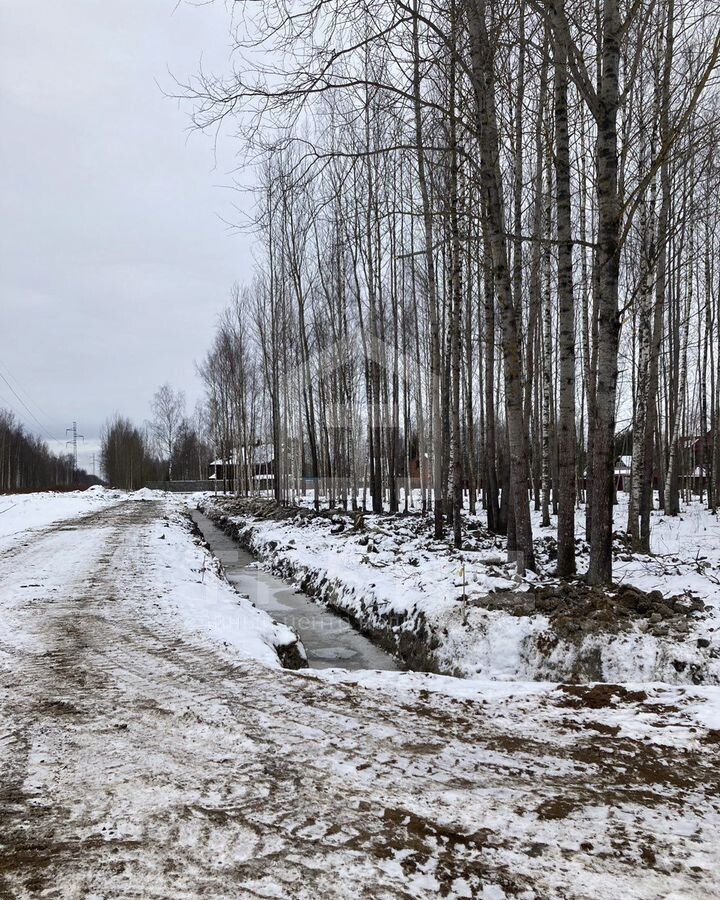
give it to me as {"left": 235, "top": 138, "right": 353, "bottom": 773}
{"left": 587, "top": 0, "right": 621, "bottom": 586}
{"left": 412, "top": 0, "right": 444, "bottom": 537}
{"left": 468, "top": 0, "right": 535, "bottom": 573}
{"left": 552, "top": 11, "right": 577, "bottom": 575}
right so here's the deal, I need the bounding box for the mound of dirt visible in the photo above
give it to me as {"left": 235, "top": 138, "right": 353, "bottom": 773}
{"left": 213, "top": 496, "right": 348, "bottom": 524}
{"left": 557, "top": 683, "right": 648, "bottom": 709}
{"left": 481, "top": 581, "right": 704, "bottom": 640}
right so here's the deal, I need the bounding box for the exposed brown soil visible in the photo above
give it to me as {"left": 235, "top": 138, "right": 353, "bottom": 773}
{"left": 483, "top": 581, "right": 704, "bottom": 640}
{"left": 557, "top": 683, "right": 649, "bottom": 709}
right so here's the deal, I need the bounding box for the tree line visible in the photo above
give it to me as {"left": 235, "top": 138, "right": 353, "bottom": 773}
{"left": 99, "top": 386, "right": 212, "bottom": 490}
{"left": 187, "top": 0, "right": 720, "bottom": 586}
{"left": 0, "top": 410, "right": 95, "bottom": 492}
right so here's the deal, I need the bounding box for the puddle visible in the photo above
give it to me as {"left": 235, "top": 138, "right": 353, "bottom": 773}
{"left": 191, "top": 510, "right": 399, "bottom": 671}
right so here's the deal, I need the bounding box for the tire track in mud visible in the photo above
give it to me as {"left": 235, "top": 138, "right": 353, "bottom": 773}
{"left": 0, "top": 498, "right": 717, "bottom": 899}
{"left": 0, "top": 500, "right": 158, "bottom": 896}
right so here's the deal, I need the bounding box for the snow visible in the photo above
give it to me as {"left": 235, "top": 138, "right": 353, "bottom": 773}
{"left": 201, "top": 493, "right": 720, "bottom": 684}
{"left": 311, "top": 665, "right": 720, "bottom": 748}
{"left": 148, "top": 507, "right": 299, "bottom": 667}
{"left": 131, "top": 486, "right": 167, "bottom": 500}
{"left": 609, "top": 500, "right": 720, "bottom": 607}
{"left": 0, "top": 492, "right": 299, "bottom": 672}
{"left": 1, "top": 489, "right": 719, "bottom": 898}
{"left": 0, "top": 487, "right": 121, "bottom": 553}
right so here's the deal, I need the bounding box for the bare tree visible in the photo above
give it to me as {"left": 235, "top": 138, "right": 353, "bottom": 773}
{"left": 177, "top": 0, "right": 720, "bottom": 587}
{"left": 150, "top": 383, "right": 186, "bottom": 481}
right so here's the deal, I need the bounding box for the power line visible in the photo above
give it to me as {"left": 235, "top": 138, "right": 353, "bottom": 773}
{"left": 0, "top": 391, "right": 21, "bottom": 420}
{"left": 0, "top": 367, "right": 62, "bottom": 445}
{"left": 0, "top": 391, "right": 88, "bottom": 473}
{"left": 0, "top": 359, "right": 53, "bottom": 423}
{"left": 0, "top": 391, "right": 44, "bottom": 439}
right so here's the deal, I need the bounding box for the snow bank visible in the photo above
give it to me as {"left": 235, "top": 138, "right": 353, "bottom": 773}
{"left": 201, "top": 499, "right": 720, "bottom": 685}
{"left": 151, "top": 508, "right": 305, "bottom": 669}
{"left": 0, "top": 489, "right": 304, "bottom": 671}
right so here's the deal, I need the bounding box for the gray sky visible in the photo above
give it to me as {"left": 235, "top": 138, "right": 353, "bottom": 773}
{"left": 0, "top": 0, "right": 250, "bottom": 472}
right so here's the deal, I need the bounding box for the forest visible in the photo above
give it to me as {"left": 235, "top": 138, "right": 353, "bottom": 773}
{"left": 99, "top": 387, "right": 212, "bottom": 490}
{"left": 0, "top": 410, "right": 93, "bottom": 493}
{"left": 183, "top": 0, "right": 720, "bottom": 586}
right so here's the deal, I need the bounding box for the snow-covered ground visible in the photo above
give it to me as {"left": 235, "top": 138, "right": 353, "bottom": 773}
{"left": 0, "top": 489, "right": 299, "bottom": 671}
{"left": 0, "top": 486, "right": 122, "bottom": 553}
{"left": 1, "top": 489, "right": 719, "bottom": 898}
{"left": 594, "top": 498, "right": 720, "bottom": 603}
{"left": 201, "top": 493, "right": 720, "bottom": 684}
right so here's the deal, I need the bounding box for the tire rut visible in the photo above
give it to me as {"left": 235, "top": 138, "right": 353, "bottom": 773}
{"left": 0, "top": 498, "right": 716, "bottom": 899}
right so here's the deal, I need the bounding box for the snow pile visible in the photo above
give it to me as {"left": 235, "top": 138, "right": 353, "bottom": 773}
{"left": 201, "top": 498, "right": 720, "bottom": 684}
{"left": 84, "top": 484, "right": 108, "bottom": 495}
{"left": 131, "top": 487, "right": 166, "bottom": 500}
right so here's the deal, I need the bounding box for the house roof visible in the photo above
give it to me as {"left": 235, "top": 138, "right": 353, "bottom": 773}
{"left": 210, "top": 443, "right": 275, "bottom": 467}
{"left": 210, "top": 456, "right": 237, "bottom": 467}
{"left": 612, "top": 455, "right": 632, "bottom": 475}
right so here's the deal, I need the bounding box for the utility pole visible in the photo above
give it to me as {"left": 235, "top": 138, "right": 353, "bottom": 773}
{"left": 66, "top": 421, "right": 84, "bottom": 477}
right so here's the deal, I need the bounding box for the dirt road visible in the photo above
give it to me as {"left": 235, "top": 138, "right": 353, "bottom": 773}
{"left": 0, "top": 499, "right": 717, "bottom": 899}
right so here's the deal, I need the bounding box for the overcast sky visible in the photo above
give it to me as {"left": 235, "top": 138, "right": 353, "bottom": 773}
{"left": 0, "top": 1, "right": 250, "bottom": 472}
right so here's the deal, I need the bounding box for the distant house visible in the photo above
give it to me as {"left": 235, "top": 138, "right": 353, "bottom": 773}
{"left": 681, "top": 432, "right": 713, "bottom": 463}
{"left": 614, "top": 455, "right": 632, "bottom": 492}
{"left": 208, "top": 452, "right": 238, "bottom": 485}
{"left": 581, "top": 455, "right": 633, "bottom": 492}
{"left": 249, "top": 443, "right": 275, "bottom": 490}
{"left": 679, "top": 432, "right": 714, "bottom": 493}
{"left": 582, "top": 433, "right": 716, "bottom": 496}
{"left": 681, "top": 465, "right": 708, "bottom": 493}
{"left": 208, "top": 444, "right": 276, "bottom": 491}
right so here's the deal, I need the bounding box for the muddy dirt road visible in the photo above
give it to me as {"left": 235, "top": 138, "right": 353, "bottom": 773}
{"left": 0, "top": 498, "right": 717, "bottom": 899}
